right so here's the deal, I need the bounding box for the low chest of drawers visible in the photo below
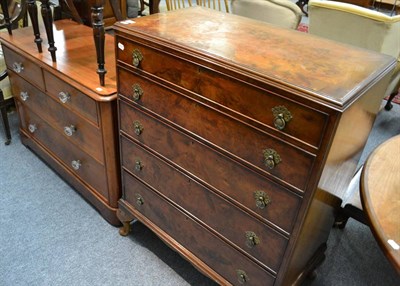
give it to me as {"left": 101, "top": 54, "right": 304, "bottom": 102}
{"left": 0, "top": 20, "right": 121, "bottom": 225}
{"left": 114, "top": 8, "right": 395, "bottom": 285}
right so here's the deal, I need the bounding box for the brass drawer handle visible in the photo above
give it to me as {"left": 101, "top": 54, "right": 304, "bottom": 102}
{"left": 263, "top": 148, "right": 281, "bottom": 169}
{"left": 58, "top": 91, "right": 70, "bottom": 103}
{"left": 71, "top": 160, "right": 81, "bottom": 170}
{"left": 245, "top": 231, "right": 260, "bottom": 248}
{"left": 28, "top": 124, "right": 37, "bottom": 133}
{"left": 64, "top": 125, "right": 76, "bottom": 137}
{"left": 135, "top": 159, "right": 143, "bottom": 171}
{"left": 272, "top": 105, "right": 292, "bottom": 130}
{"left": 236, "top": 269, "right": 249, "bottom": 284}
{"left": 20, "top": 91, "right": 29, "bottom": 101}
{"left": 132, "top": 83, "right": 143, "bottom": 101}
{"left": 254, "top": 190, "right": 271, "bottom": 209}
{"left": 12, "top": 62, "right": 24, "bottom": 73}
{"left": 132, "top": 49, "right": 143, "bottom": 67}
{"left": 133, "top": 120, "right": 143, "bottom": 135}
{"left": 136, "top": 194, "right": 144, "bottom": 206}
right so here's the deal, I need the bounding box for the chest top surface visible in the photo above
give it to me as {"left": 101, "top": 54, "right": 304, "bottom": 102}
{"left": 0, "top": 19, "right": 117, "bottom": 97}
{"left": 114, "top": 7, "right": 395, "bottom": 108}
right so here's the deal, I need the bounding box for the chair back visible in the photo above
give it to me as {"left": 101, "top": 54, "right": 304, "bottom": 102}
{"left": 197, "top": 0, "right": 229, "bottom": 11}
{"left": 165, "top": 0, "right": 229, "bottom": 12}
{"left": 165, "top": 0, "right": 193, "bottom": 10}
{"left": 231, "top": 0, "right": 303, "bottom": 29}
{"left": 308, "top": 0, "right": 400, "bottom": 59}
{"left": 0, "top": 0, "right": 27, "bottom": 30}
{"left": 308, "top": 0, "right": 400, "bottom": 97}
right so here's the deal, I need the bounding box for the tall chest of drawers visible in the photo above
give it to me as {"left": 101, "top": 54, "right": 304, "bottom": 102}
{"left": 114, "top": 8, "right": 395, "bottom": 285}
{"left": 0, "top": 20, "right": 121, "bottom": 225}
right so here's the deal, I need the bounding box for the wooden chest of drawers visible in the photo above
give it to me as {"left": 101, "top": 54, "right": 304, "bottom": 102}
{"left": 114, "top": 7, "right": 395, "bottom": 285}
{"left": 0, "top": 20, "right": 121, "bottom": 225}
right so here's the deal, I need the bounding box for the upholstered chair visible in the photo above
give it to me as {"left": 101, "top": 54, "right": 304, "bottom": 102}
{"left": 231, "top": 0, "right": 303, "bottom": 29}
{"left": 308, "top": 0, "right": 400, "bottom": 110}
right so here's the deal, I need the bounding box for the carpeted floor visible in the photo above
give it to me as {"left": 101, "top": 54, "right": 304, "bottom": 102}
{"left": 1, "top": 100, "right": 399, "bottom": 286}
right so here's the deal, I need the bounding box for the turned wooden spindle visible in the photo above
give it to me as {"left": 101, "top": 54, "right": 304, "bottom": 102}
{"left": 91, "top": 0, "right": 107, "bottom": 86}
{"left": 27, "top": 0, "right": 43, "bottom": 53}
{"left": 40, "top": 0, "right": 57, "bottom": 62}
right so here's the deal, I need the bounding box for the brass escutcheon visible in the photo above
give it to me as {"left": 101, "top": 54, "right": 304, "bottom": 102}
{"left": 254, "top": 190, "right": 271, "bottom": 209}
{"left": 245, "top": 231, "right": 260, "bottom": 248}
{"left": 133, "top": 120, "right": 143, "bottom": 135}
{"left": 132, "top": 49, "right": 143, "bottom": 67}
{"left": 132, "top": 83, "right": 143, "bottom": 101}
{"left": 236, "top": 269, "right": 249, "bottom": 284}
{"left": 263, "top": 148, "right": 281, "bottom": 169}
{"left": 272, "top": 105, "right": 292, "bottom": 130}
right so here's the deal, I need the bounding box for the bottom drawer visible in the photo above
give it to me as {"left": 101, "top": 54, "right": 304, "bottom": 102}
{"left": 122, "top": 171, "right": 276, "bottom": 286}
{"left": 17, "top": 103, "right": 109, "bottom": 201}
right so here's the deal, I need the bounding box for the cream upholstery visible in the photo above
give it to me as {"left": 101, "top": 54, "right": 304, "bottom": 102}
{"left": 231, "top": 0, "right": 303, "bottom": 29}
{"left": 0, "top": 46, "right": 11, "bottom": 100}
{"left": 308, "top": 0, "right": 400, "bottom": 99}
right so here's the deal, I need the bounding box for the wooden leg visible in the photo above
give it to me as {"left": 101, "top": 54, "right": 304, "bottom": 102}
{"left": 302, "top": 243, "right": 327, "bottom": 283}
{"left": 40, "top": 0, "right": 57, "bottom": 62}
{"left": 1, "top": 0, "right": 13, "bottom": 35}
{"left": 150, "top": 0, "right": 161, "bottom": 14}
{"left": 384, "top": 90, "right": 399, "bottom": 111}
{"left": 27, "top": 0, "right": 42, "bottom": 53}
{"left": 64, "top": 0, "right": 83, "bottom": 23}
{"left": 117, "top": 208, "right": 135, "bottom": 236}
{"left": 109, "top": 0, "right": 124, "bottom": 21}
{"left": 0, "top": 92, "right": 12, "bottom": 146}
{"left": 91, "top": 1, "right": 107, "bottom": 86}
{"left": 119, "top": 221, "right": 131, "bottom": 236}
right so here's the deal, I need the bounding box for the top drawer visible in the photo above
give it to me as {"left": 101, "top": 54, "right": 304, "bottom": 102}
{"left": 116, "top": 38, "right": 329, "bottom": 149}
{"left": 43, "top": 70, "right": 99, "bottom": 125}
{"left": 2, "top": 45, "right": 44, "bottom": 90}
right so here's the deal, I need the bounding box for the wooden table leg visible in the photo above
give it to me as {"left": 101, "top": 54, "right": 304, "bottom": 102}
{"left": 27, "top": 0, "right": 42, "bottom": 53}
{"left": 91, "top": 0, "right": 106, "bottom": 86}
{"left": 109, "top": 0, "right": 124, "bottom": 21}
{"left": 40, "top": 0, "right": 57, "bottom": 62}
{"left": 150, "top": 0, "right": 161, "bottom": 14}
{"left": 64, "top": 0, "right": 83, "bottom": 23}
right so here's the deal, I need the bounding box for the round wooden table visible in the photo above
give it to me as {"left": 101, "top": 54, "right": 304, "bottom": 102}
{"left": 361, "top": 134, "right": 400, "bottom": 274}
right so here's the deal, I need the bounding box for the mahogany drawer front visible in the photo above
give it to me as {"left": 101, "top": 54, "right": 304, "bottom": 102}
{"left": 2, "top": 45, "right": 45, "bottom": 90}
{"left": 43, "top": 70, "right": 99, "bottom": 125}
{"left": 10, "top": 73, "right": 104, "bottom": 163}
{"left": 116, "top": 42, "right": 328, "bottom": 149}
{"left": 119, "top": 95, "right": 315, "bottom": 192}
{"left": 121, "top": 136, "right": 288, "bottom": 272}
{"left": 122, "top": 171, "right": 276, "bottom": 285}
{"left": 119, "top": 101, "right": 301, "bottom": 233}
{"left": 17, "top": 104, "right": 109, "bottom": 201}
